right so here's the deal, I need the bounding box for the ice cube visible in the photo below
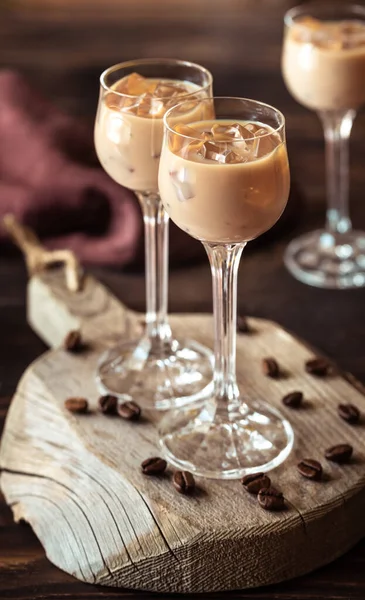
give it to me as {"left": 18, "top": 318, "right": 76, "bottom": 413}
{"left": 298, "top": 16, "right": 322, "bottom": 31}
{"left": 136, "top": 93, "right": 152, "bottom": 116}
{"left": 124, "top": 96, "right": 141, "bottom": 111}
{"left": 175, "top": 98, "right": 199, "bottom": 115}
{"left": 126, "top": 72, "right": 150, "bottom": 95}
{"left": 112, "top": 78, "right": 128, "bottom": 95}
{"left": 137, "top": 93, "right": 165, "bottom": 117}
{"left": 203, "top": 140, "right": 227, "bottom": 162}
{"left": 155, "top": 82, "right": 183, "bottom": 98}
{"left": 293, "top": 16, "right": 323, "bottom": 43}
{"left": 210, "top": 123, "right": 238, "bottom": 141}
{"left": 227, "top": 123, "right": 253, "bottom": 140}
{"left": 314, "top": 26, "right": 343, "bottom": 49}
{"left": 210, "top": 122, "right": 254, "bottom": 143}
{"left": 210, "top": 123, "right": 232, "bottom": 137}
{"left": 251, "top": 128, "right": 269, "bottom": 158}
{"left": 105, "top": 92, "right": 122, "bottom": 110}
{"left": 145, "top": 80, "right": 159, "bottom": 94}
{"left": 185, "top": 139, "right": 205, "bottom": 158}
{"left": 347, "top": 33, "right": 365, "bottom": 47}
{"left": 202, "top": 140, "right": 244, "bottom": 163}
{"left": 106, "top": 92, "right": 139, "bottom": 112}
{"left": 175, "top": 124, "right": 204, "bottom": 138}
{"left": 164, "top": 90, "right": 181, "bottom": 109}
{"left": 171, "top": 124, "right": 204, "bottom": 155}
{"left": 149, "top": 97, "right": 165, "bottom": 117}
{"left": 170, "top": 168, "right": 195, "bottom": 201}
{"left": 340, "top": 21, "right": 365, "bottom": 48}
{"left": 222, "top": 149, "right": 242, "bottom": 163}
{"left": 106, "top": 112, "right": 131, "bottom": 145}
{"left": 241, "top": 122, "right": 256, "bottom": 134}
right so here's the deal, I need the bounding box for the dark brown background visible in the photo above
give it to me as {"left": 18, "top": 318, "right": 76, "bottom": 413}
{"left": 1, "top": 1, "right": 365, "bottom": 598}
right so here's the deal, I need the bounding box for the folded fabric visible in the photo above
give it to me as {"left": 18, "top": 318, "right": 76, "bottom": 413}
{"left": 0, "top": 70, "right": 144, "bottom": 266}
{"left": 0, "top": 70, "right": 300, "bottom": 267}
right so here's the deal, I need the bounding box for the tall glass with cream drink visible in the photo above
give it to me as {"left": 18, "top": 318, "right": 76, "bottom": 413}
{"left": 94, "top": 59, "right": 213, "bottom": 409}
{"left": 282, "top": 3, "right": 365, "bottom": 289}
{"left": 158, "top": 97, "right": 294, "bottom": 480}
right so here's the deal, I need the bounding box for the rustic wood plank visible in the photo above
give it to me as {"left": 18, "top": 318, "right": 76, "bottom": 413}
{"left": 27, "top": 270, "right": 130, "bottom": 348}
{"left": 1, "top": 271, "right": 365, "bottom": 592}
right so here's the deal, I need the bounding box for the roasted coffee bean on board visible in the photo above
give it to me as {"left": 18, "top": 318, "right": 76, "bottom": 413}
{"left": 241, "top": 472, "right": 271, "bottom": 494}
{"left": 325, "top": 444, "right": 353, "bottom": 464}
{"left": 173, "top": 470, "right": 195, "bottom": 494}
{"left": 262, "top": 357, "right": 280, "bottom": 378}
{"left": 98, "top": 394, "right": 118, "bottom": 415}
{"left": 141, "top": 457, "right": 167, "bottom": 475}
{"left": 237, "top": 315, "right": 250, "bottom": 333}
{"left": 64, "top": 330, "right": 83, "bottom": 352}
{"left": 338, "top": 403, "right": 360, "bottom": 424}
{"left": 257, "top": 486, "right": 285, "bottom": 511}
{"left": 64, "top": 397, "right": 88, "bottom": 414}
{"left": 297, "top": 458, "right": 323, "bottom": 481}
{"left": 118, "top": 401, "right": 141, "bottom": 421}
{"left": 305, "top": 357, "right": 331, "bottom": 376}
{"left": 282, "top": 391, "right": 303, "bottom": 408}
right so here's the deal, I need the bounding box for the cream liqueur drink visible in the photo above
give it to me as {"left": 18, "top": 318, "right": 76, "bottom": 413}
{"left": 95, "top": 73, "right": 210, "bottom": 192}
{"left": 282, "top": 17, "right": 365, "bottom": 111}
{"left": 159, "top": 120, "right": 290, "bottom": 243}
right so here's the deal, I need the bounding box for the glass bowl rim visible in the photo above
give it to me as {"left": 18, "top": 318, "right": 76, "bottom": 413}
{"left": 163, "top": 96, "right": 286, "bottom": 143}
{"left": 100, "top": 58, "right": 213, "bottom": 101}
{"left": 284, "top": 1, "right": 365, "bottom": 27}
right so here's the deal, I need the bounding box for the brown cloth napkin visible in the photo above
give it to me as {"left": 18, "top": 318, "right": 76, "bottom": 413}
{"left": 0, "top": 70, "right": 300, "bottom": 267}
{"left": 0, "top": 70, "right": 185, "bottom": 267}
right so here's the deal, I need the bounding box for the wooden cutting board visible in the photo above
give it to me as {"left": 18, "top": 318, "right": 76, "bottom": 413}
{"left": 0, "top": 269, "right": 364, "bottom": 593}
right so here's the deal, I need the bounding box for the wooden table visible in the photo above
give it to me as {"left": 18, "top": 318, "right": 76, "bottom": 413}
{"left": 1, "top": 0, "right": 365, "bottom": 597}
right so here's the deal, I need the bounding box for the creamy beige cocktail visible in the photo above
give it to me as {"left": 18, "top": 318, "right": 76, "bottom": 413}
{"left": 95, "top": 73, "right": 210, "bottom": 192}
{"left": 94, "top": 61, "right": 215, "bottom": 411}
{"left": 282, "top": 17, "right": 365, "bottom": 111}
{"left": 159, "top": 120, "right": 290, "bottom": 243}
{"left": 158, "top": 97, "right": 293, "bottom": 480}
{"left": 281, "top": 5, "right": 365, "bottom": 290}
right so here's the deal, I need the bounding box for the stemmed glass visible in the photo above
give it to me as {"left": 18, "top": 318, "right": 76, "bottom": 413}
{"left": 158, "top": 97, "right": 294, "bottom": 479}
{"left": 94, "top": 59, "right": 214, "bottom": 409}
{"left": 282, "top": 2, "right": 365, "bottom": 288}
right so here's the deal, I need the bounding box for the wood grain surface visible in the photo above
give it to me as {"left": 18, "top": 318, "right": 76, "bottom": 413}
{"left": 1, "top": 0, "right": 365, "bottom": 597}
{"left": 1, "top": 271, "right": 365, "bottom": 593}
{"left": 1, "top": 260, "right": 365, "bottom": 598}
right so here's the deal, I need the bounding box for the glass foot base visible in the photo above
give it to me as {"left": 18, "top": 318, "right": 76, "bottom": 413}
{"left": 96, "top": 337, "right": 213, "bottom": 410}
{"left": 284, "top": 229, "right": 365, "bottom": 289}
{"left": 159, "top": 398, "right": 294, "bottom": 479}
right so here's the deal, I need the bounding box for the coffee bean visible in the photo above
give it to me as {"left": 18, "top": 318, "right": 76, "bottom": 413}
{"left": 98, "top": 394, "right": 118, "bottom": 415}
{"left": 241, "top": 472, "right": 271, "bottom": 494}
{"left": 237, "top": 315, "right": 250, "bottom": 333}
{"left": 64, "top": 330, "right": 83, "bottom": 352}
{"left": 141, "top": 457, "right": 167, "bottom": 475}
{"left": 338, "top": 403, "right": 360, "bottom": 424}
{"left": 262, "top": 357, "right": 280, "bottom": 378}
{"left": 282, "top": 391, "right": 303, "bottom": 408}
{"left": 297, "top": 458, "right": 322, "bottom": 481}
{"left": 305, "top": 357, "right": 330, "bottom": 376}
{"left": 64, "top": 397, "right": 88, "bottom": 414}
{"left": 257, "top": 486, "right": 285, "bottom": 511}
{"left": 173, "top": 470, "right": 195, "bottom": 494}
{"left": 118, "top": 401, "right": 141, "bottom": 421}
{"left": 325, "top": 444, "right": 353, "bottom": 464}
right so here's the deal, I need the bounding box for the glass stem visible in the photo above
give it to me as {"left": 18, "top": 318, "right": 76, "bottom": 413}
{"left": 204, "top": 242, "right": 245, "bottom": 404}
{"left": 320, "top": 109, "right": 355, "bottom": 236}
{"left": 137, "top": 192, "right": 172, "bottom": 344}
